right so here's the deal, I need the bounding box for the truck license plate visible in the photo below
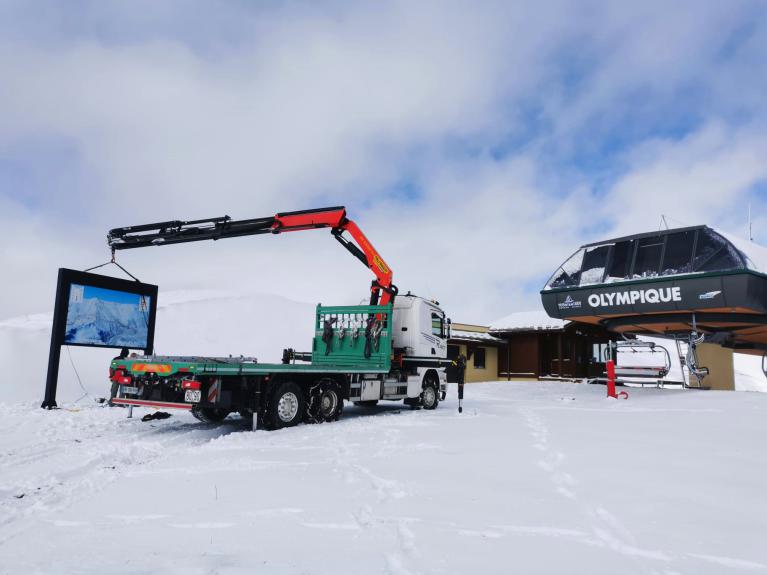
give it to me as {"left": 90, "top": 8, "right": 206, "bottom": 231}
{"left": 185, "top": 390, "right": 201, "bottom": 403}
{"left": 121, "top": 386, "right": 139, "bottom": 395}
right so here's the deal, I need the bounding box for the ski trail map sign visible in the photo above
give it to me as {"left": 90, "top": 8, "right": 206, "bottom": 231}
{"left": 42, "top": 268, "right": 158, "bottom": 408}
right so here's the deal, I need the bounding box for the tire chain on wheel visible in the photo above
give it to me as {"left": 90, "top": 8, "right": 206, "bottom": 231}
{"left": 305, "top": 379, "right": 343, "bottom": 424}
{"left": 421, "top": 374, "right": 440, "bottom": 410}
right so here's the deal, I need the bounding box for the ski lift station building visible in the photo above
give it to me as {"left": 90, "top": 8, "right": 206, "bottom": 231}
{"left": 449, "top": 225, "right": 767, "bottom": 389}
{"left": 539, "top": 225, "right": 767, "bottom": 389}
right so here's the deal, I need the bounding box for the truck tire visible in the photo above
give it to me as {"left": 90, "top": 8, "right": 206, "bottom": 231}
{"left": 353, "top": 400, "right": 378, "bottom": 408}
{"left": 265, "top": 380, "right": 304, "bottom": 430}
{"left": 306, "top": 379, "right": 344, "bottom": 423}
{"left": 421, "top": 375, "right": 439, "bottom": 410}
{"left": 191, "top": 407, "right": 230, "bottom": 423}
{"left": 318, "top": 381, "right": 343, "bottom": 422}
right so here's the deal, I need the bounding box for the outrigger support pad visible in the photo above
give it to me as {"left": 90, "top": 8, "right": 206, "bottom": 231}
{"left": 455, "top": 354, "right": 467, "bottom": 413}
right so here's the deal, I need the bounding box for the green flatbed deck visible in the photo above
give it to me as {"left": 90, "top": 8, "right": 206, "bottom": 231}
{"left": 112, "top": 304, "right": 394, "bottom": 378}
{"left": 111, "top": 355, "right": 391, "bottom": 376}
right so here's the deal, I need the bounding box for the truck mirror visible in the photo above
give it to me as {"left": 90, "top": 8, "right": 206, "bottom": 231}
{"left": 446, "top": 318, "right": 452, "bottom": 339}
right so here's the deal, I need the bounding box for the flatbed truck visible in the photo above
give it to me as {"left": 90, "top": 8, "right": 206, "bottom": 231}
{"left": 107, "top": 207, "right": 461, "bottom": 429}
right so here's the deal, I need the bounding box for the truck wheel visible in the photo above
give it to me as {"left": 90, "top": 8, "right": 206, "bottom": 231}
{"left": 421, "top": 376, "right": 439, "bottom": 410}
{"left": 318, "top": 381, "right": 343, "bottom": 422}
{"left": 265, "top": 381, "right": 304, "bottom": 430}
{"left": 191, "top": 407, "right": 230, "bottom": 423}
{"left": 353, "top": 400, "right": 378, "bottom": 408}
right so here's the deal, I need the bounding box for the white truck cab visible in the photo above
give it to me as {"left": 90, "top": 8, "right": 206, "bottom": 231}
{"left": 390, "top": 293, "right": 450, "bottom": 402}
{"left": 392, "top": 293, "right": 449, "bottom": 360}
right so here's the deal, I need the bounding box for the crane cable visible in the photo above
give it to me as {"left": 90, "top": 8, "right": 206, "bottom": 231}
{"left": 83, "top": 249, "right": 142, "bottom": 282}
{"left": 65, "top": 346, "right": 101, "bottom": 404}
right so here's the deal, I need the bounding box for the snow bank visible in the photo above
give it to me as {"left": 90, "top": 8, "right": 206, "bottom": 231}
{"left": 734, "top": 353, "right": 767, "bottom": 392}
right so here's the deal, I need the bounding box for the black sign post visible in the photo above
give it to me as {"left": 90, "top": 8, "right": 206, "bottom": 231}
{"left": 41, "top": 268, "right": 158, "bottom": 409}
{"left": 42, "top": 269, "right": 68, "bottom": 409}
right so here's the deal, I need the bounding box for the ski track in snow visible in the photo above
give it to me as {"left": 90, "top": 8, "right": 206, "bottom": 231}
{"left": 1, "top": 382, "right": 767, "bottom": 574}
{"left": 0, "top": 405, "right": 242, "bottom": 548}
{"left": 519, "top": 404, "right": 673, "bottom": 564}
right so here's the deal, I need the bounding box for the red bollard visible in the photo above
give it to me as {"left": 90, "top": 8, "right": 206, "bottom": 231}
{"left": 606, "top": 360, "right": 628, "bottom": 399}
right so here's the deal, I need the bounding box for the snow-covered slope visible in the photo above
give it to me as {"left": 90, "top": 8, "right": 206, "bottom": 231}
{"left": 0, "top": 289, "right": 315, "bottom": 405}
{"left": 1, "top": 382, "right": 766, "bottom": 574}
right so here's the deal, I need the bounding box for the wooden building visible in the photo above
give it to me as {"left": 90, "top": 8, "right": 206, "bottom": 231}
{"left": 489, "top": 311, "right": 613, "bottom": 380}
{"left": 446, "top": 323, "right": 505, "bottom": 383}
{"left": 447, "top": 311, "right": 615, "bottom": 382}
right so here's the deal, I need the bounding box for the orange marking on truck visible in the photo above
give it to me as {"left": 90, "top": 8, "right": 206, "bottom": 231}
{"left": 131, "top": 363, "right": 172, "bottom": 374}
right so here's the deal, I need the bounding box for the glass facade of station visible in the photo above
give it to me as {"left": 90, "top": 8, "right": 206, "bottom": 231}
{"left": 544, "top": 226, "right": 748, "bottom": 291}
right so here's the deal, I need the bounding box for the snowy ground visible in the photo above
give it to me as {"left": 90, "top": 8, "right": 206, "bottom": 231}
{"left": 2, "top": 290, "right": 766, "bottom": 573}
{"left": 2, "top": 381, "right": 767, "bottom": 575}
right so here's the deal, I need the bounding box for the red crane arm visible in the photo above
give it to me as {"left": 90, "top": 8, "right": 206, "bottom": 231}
{"left": 108, "top": 206, "right": 397, "bottom": 306}
{"left": 272, "top": 207, "right": 396, "bottom": 306}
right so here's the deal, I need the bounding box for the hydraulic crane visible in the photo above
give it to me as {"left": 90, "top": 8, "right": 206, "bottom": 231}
{"left": 108, "top": 206, "right": 398, "bottom": 306}
{"left": 106, "top": 206, "right": 461, "bottom": 429}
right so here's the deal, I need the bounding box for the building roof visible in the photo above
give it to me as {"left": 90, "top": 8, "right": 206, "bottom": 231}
{"left": 450, "top": 329, "right": 505, "bottom": 344}
{"left": 718, "top": 229, "right": 767, "bottom": 274}
{"left": 543, "top": 225, "right": 767, "bottom": 292}
{"left": 489, "top": 310, "right": 569, "bottom": 333}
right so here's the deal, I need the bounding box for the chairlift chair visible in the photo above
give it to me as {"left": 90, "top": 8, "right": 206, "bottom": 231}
{"left": 610, "top": 339, "right": 673, "bottom": 387}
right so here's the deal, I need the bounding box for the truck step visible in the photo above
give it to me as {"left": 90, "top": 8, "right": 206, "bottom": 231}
{"left": 112, "top": 398, "right": 193, "bottom": 410}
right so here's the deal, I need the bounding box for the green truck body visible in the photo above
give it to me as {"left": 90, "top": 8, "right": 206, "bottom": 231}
{"left": 109, "top": 303, "right": 449, "bottom": 429}
{"left": 112, "top": 304, "right": 393, "bottom": 377}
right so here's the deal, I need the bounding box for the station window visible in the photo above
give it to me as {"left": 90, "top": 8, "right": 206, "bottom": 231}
{"left": 632, "top": 236, "right": 664, "bottom": 279}
{"left": 592, "top": 343, "right": 609, "bottom": 363}
{"left": 605, "top": 240, "right": 633, "bottom": 282}
{"left": 580, "top": 244, "right": 611, "bottom": 286}
{"left": 545, "top": 249, "right": 584, "bottom": 289}
{"left": 661, "top": 230, "right": 695, "bottom": 276}
{"left": 693, "top": 228, "right": 744, "bottom": 272}
{"left": 473, "top": 347, "right": 486, "bottom": 369}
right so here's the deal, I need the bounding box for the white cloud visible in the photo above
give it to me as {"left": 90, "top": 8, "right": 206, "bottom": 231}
{"left": 602, "top": 122, "right": 767, "bottom": 237}
{"left": 0, "top": 1, "right": 765, "bottom": 324}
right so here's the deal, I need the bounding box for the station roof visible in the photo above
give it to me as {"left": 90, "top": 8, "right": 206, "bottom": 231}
{"left": 543, "top": 225, "right": 767, "bottom": 292}
{"left": 489, "top": 310, "right": 569, "bottom": 333}
{"left": 450, "top": 329, "right": 505, "bottom": 344}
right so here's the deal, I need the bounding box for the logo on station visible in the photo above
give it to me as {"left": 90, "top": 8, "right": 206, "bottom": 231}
{"left": 558, "top": 295, "right": 582, "bottom": 310}
{"left": 698, "top": 290, "right": 722, "bottom": 300}
{"left": 588, "top": 287, "right": 682, "bottom": 308}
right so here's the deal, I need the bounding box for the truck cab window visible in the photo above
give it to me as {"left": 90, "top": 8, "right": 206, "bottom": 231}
{"left": 431, "top": 312, "right": 445, "bottom": 338}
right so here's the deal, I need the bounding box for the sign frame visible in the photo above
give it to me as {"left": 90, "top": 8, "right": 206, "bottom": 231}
{"left": 42, "top": 268, "right": 158, "bottom": 409}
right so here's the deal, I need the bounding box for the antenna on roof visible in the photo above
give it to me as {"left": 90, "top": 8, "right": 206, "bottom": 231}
{"left": 748, "top": 203, "right": 753, "bottom": 241}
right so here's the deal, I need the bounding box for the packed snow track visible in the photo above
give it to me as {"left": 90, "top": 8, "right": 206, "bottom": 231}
{"left": 1, "top": 382, "right": 766, "bottom": 574}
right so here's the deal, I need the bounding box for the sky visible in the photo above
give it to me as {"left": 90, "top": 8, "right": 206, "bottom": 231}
{"left": 0, "top": 0, "right": 766, "bottom": 324}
